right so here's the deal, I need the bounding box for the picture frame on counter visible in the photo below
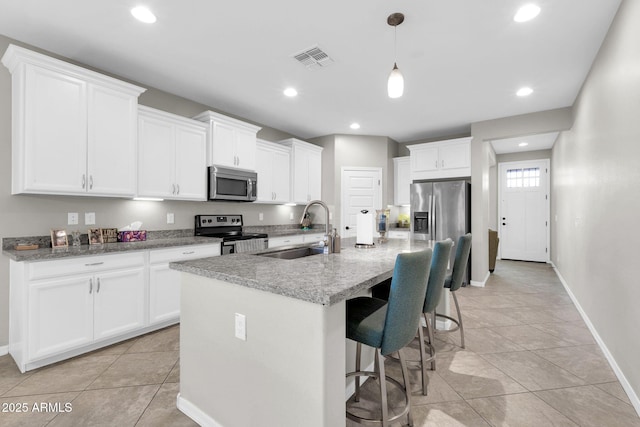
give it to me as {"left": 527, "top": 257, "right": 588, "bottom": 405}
{"left": 88, "top": 228, "right": 103, "bottom": 245}
{"left": 100, "top": 228, "right": 118, "bottom": 243}
{"left": 50, "top": 229, "right": 68, "bottom": 248}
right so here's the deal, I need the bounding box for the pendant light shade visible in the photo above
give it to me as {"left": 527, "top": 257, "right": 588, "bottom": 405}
{"left": 387, "top": 13, "right": 405, "bottom": 99}
{"left": 388, "top": 63, "right": 404, "bottom": 98}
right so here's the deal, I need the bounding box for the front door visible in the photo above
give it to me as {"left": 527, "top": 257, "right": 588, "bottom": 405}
{"left": 498, "top": 159, "right": 550, "bottom": 262}
{"left": 341, "top": 168, "right": 382, "bottom": 239}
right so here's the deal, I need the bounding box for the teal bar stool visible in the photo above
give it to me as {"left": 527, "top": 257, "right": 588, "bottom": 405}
{"left": 346, "top": 249, "right": 432, "bottom": 427}
{"left": 416, "top": 239, "right": 453, "bottom": 394}
{"left": 436, "top": 233, "right": 472, "bottom": 348}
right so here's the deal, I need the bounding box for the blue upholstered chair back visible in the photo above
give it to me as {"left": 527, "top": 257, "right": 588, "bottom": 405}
{"left": 423, "top": 239, "right": 453, "bottom": 314}
{"left": 380, "top": 249, "right": 432, "bottom": 356}
{"left": 448, "top": 233, "right": 472, "bottom": 292}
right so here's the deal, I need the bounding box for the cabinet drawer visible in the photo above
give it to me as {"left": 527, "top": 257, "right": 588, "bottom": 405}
{"left": 28, "top": 252, "right": 145, "bottom": 281}
{"left": 388, "top": 231, "right": 410, "bottom": 240}
{"left": 302, "top": 233, "right": 325, "bottom": 244}
{"left": 149, "top": 244, "right": 220, "bottom": 264}
{"left": 268, "top": 235, "right": 304, "bottom": 248}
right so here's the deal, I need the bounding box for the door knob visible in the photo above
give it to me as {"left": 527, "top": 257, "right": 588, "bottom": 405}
{"left": 345, "top": 226, "right": 350, "bottom": 230}
{"left": 502, "top": 223, "right": 506, "bottom": 226}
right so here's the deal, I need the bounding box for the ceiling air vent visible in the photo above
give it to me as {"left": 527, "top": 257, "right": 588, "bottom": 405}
{"left": 292, "top": 46, "right": 334, "bottom": 70}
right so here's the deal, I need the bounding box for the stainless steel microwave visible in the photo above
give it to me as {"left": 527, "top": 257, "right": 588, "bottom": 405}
{"left": 208, "top": 165, "right": 257, "bottom": 202}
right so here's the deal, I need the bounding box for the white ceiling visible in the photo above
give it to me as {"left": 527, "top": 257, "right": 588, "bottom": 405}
{"left": 491, "top": 132, "right": 559, "bottom": 154}
{"left": 0, "top": 1, "right": 622, "bottom": 143}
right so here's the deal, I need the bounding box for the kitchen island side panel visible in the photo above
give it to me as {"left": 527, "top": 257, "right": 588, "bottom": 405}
{"left": 178, "top": 272, "right": 345, "bottom": 427}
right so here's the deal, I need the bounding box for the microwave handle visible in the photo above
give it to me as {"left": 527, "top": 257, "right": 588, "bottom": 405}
{"left": 247, "top": 179, "right": 253, "bottom": 199}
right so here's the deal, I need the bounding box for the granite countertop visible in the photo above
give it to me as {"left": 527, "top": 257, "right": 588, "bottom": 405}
{"left": 170, "top": 237, "right": 433, "bottom": 306}
{"left": 3, "top": 236, "right": 221, "bottom": 262}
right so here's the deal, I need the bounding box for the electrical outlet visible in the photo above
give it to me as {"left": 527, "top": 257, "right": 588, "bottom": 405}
{"left": 259, "top": 212, "right": 264, "bottom": 221}
{"left": 85, "top": 212, "right": 95, "bottom": 225}
{"left": 67, "top": 212, "right": 78, "bottom": 225}
{"left": 167, "top": 213, "right": 175, "bottom": 224}
{"left": 289, "top": 212, "right": 294, "bottom": 220}
{"left": 235, "top": 313, "right": 246, "bottom": 341}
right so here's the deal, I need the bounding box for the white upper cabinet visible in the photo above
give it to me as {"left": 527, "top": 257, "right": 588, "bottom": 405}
{"left": 256, "top": 139, "right": 291, "bottom": 203}
{"left": 193, "top": 110, "right": 261, "bottom": 170}
{"left": 277, "top": 138, "right": 323, "bottom": 204}
{"left": 1, "top": 44, "right": 145, "bottom": 197}
{"left": 393, "top": 157, "right": 411, "bottom": 206}
{"left": 408, "top": 137, "right": 471, "bottom": 181}
{"left": 138, "top": 106, "right": 207, "bottom": 201}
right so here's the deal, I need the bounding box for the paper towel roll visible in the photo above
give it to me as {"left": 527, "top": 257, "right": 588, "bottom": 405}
{"left": 356, "top": 211, "right": 374, "bottom": 245}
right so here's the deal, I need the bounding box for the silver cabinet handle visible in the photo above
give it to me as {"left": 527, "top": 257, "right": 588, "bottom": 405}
{"left": 435, "top": 160, "right": 438, "bottom": 168}
{"left": 89, "top": 175, "right": 93, "bottom": 190}
{"left": 82, "top": 174, "right": 86, "bottom": 189}
{"left": 172, "top": 184, "right": 176, "bottom": 195}
{"left": 85, "top": 262, "right": 104, "bottom": 266}
{"left": 182, "top": 251, "right": 195, "bottom": 255}
{"left": 96, "top": 277, "right": 100, "bottom": 293}
{"left": 89, "top": 278, "right": 93, "bottom": 294}
{"left": 176, "top": 184, "right": 180, "bottom": 195}
{"left": 441, "top": 160, "right": 444, "bottom": 168}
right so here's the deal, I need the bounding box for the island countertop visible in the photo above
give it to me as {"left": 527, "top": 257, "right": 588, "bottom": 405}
{"left": 170, "top": 237, "right": 433, "bottom": 306}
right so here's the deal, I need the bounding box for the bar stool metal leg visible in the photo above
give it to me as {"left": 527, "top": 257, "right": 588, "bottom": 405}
{"left": 377, "top": 350, "right": 389, "bottom": 427}
{"left": 452, "top": 292, "right": 465, "bottom": 349}
{"left": 417, "top": 322, "right": 429, "bottom": 395}
{"left": 355, "top": 342, "right": 362, "bottom": 402}
{"left": 397, "top": 349, "right": 414, "bottom": 427}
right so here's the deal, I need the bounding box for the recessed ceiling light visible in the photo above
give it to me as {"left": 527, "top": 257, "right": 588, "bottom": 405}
{"left": 514, "top": 4, "right": 541, "bottom": 22}
{"left": 350, "top": 123, "right": 361, "bottom": 130}
{"left": 131, "top": 6, "right": 157, "bottom": 23}
{"left": 283, "top": 87, "right": 298, "bottom": 97}
{"left": 518, "top": 142, "right": 529, "bottom": 147}
{"left": 517, "top": 87, "right": 534, "bottom": 97}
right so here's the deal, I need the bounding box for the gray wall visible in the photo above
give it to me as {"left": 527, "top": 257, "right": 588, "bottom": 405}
{"left": 0, "top": 35, "right": 302, "bottom": 347}
{"left": 551, "top": 0, "right": 640, "bottom": 402}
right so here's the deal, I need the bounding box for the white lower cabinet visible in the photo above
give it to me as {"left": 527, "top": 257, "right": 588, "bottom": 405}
{"left": 148, "top": 244, "right": 220, "bottom": 325}
{"left": 268, "top": 233, "right": 325, "bottom": 249}
{"left": 388, "top": 230, "right": 410, "bottom": 240}
{"left": 10, "top": 244, "right": 220, "bottom": 372}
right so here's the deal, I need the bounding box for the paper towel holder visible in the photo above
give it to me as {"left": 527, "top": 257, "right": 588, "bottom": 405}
{"left": 355, "top": 209, "right": 376, "bottom": 249}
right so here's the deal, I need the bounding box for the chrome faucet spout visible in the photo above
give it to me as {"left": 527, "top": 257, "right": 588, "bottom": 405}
{"left": 300, "top": 200, "right": 332, "bottom": 253}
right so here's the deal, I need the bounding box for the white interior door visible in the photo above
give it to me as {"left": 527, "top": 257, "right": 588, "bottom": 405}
{"left": 498, "top": 159, "right": 550, "bottom": 262}
{"left": 341, "top": 168, "right": 382, "bottom": 238}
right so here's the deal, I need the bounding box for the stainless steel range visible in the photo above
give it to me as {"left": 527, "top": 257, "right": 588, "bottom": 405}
{"left": 194, "top": 215, "right": 268, "bottom": 255}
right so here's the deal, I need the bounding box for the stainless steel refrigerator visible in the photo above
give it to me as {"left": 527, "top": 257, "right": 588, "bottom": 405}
{"left": 410, "top": 179, "right": 471, "bottom": 283}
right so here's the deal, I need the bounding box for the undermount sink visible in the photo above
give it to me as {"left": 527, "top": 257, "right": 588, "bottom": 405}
{"left": 257, "top": 246, "right": 325, "bottom": 260}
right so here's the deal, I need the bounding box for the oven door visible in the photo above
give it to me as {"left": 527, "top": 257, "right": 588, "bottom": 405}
{"left": 209, "top": 166, "right": 257, "bottom": 202}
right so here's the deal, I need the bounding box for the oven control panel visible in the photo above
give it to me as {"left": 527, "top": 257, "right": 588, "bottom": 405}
{"left": 196, "top": 215, "right": 243, "bottom": 228}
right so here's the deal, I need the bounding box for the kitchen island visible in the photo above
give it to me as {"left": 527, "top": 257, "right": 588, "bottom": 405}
{"left": 170, "top": 238, "right": 435, "bottom": 427}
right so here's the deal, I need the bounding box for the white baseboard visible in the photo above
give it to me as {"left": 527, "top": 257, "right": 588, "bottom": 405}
{"left": 0, "top": 345, "right": 8, "bottom": 356}
{"left": 470, "top": 271, "right": 490, "bottom": 288}
{"left": 177, "top": 393, "right": 224, "bottom": 427}
{"left": 551, "top": 263, "right": 640, "bottom": 416}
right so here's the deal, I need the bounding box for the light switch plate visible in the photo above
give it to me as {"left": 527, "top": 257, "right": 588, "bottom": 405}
{"left": 289, "top": 212, "right": 294, "bottom": 220}
{"left": 85, "top": 212, "right": 95, "bottom": 225}
{"left": 67, "top": 212, "right": 78, "bottom": 225}
{"left": 235, "top": 313, "right": 246, "bottom": 341}
{"left": 259, "top": 213, "right": 264, "bottom": 221}
{"left": 167, "top": 213, "right": 175, "bottom": 224}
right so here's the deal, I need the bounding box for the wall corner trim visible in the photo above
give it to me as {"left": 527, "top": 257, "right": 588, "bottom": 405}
{"left": 470, "top": 271, "right": 490, "bottom": 288}
{"left": 551, "top": 262, "right": 640, "bottom": 417}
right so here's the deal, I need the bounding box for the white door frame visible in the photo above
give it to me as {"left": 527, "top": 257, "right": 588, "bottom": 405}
{"left": 497, "top": 159, "right": 550, "bottom": 262}
{"left": 341, "top": 167, "right": 383, "bottom": 237}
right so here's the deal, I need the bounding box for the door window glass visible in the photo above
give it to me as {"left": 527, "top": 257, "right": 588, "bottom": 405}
{"left": 506, "top": 167, "right": 540, "bottom": 188}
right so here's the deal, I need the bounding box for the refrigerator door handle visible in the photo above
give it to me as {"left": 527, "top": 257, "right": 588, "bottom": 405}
{"left": 431, "top": 194, "right": 436, "bottom": 240}
{"left": 428, "top": 194, "right": 434, "bottom": 240}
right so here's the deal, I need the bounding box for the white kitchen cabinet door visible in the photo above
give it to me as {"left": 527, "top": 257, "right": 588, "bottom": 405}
{"left": 256, "top": 140, "right": 291, "bottom": 203}
{"left": 194, "top": 111, "right": 261, "bottom": 170}
{"left": 22, "top": 65, "right": 88, "bottom": 194}
{"left": 28, "top": 276, "right": 94, "bottom": 360}
{"left": 411, "top": 145, "right": 439, "bottom": 174}
{"left": 235, "top": 128, "right": 257, "bottom": 170}
{"left": 149, "top": 264, "right": 181, "bottom": 324}
{"left": 284, "top": 140, "right": 323, "bottom": 204}
{"left": 174, "top": 125, "right": 207, "bottom": 200}
{"left": 138, "top": 112, "right": 175, "bottom": 198}
{"left": 393, "top": 157, "right": 411, "bottom": 206}
{"left": 93, "top": 267, "right": 145, "bottom": 340}
{"left": 268, "top": 235, "right": 304, "bottom": 248}
{"left": 439, "top": 142, "right": 470, "bottom": 170}
{"left": 87, "top": 84, "right": 138, "bottom": 196}
{"left": 212, "top": 121, "right": 237, "bottom": 168}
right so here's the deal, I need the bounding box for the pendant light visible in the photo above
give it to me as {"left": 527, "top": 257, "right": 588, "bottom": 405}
{"left": 387, "top": 13, "right": 405, "bottom": 98}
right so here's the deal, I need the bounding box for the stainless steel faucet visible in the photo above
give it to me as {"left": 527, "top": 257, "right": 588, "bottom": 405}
{"left": 300, "top": 200, "right": 332, "bottom": 253}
